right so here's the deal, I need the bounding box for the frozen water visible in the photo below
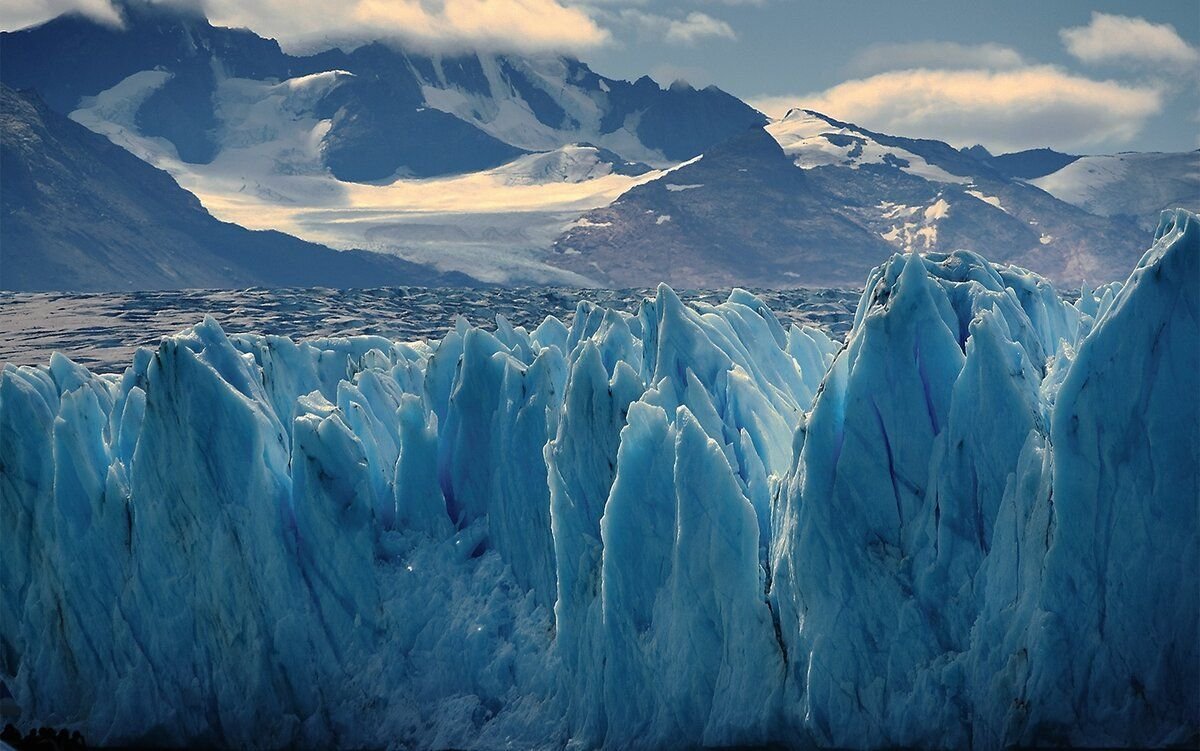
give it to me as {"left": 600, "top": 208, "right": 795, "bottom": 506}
{"left": 0, "top": 287, "right": 860, "bottom": 373}
{"left": 1, "top": 211, "right": 1196, "bottom": 749}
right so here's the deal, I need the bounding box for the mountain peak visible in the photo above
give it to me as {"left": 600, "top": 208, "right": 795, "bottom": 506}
{"left": 982, "top": 147, "right": 1081, "bottom": 180}
{"left": 962, "top": 144, "right": 993, "bottom": 160}
{"left": 705, "top": 125, "right": 789, "bottom": 163}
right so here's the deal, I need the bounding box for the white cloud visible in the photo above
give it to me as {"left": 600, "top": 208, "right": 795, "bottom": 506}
{"left": 649, "top": 63, "right": 714, "bottom": 87}
{"left": 619, "top": 9, "right": 734, "bottom": 45}
{"left": 749, "top": 66, "right": 1163, "bottom": 153}
{"left": 1061, "top": 12, "right": 1199, "bottom": 66}
{"left": 0, "top": 0, "right": 120, "bottom": 29}
{"left": 741, "top": 95, "right": 791, "bottom": 119}
{"left": 846, "top": 41, "right": 1025, "bottom": 76}
{"left": 1, "top": 0, "right": 610, "bottom": 53}
{"left": 664, "top": 11, "right": 733, "bottom": 44}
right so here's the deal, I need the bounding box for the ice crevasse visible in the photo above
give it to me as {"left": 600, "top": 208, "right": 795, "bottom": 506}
{"left": 1, "top": 210, "right": 1196, "bottom": 749}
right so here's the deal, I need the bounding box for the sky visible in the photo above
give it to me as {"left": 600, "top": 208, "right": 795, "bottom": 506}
{"left": 3, "top": 0, "right": 1198, "bottom": 154}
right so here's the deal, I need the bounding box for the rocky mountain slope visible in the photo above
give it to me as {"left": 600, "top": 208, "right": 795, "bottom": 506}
{"left": 551, "top": 128, "right": 894, "bottom": 288}
{"left": 552, "top": 111, "right": 1151, "bottom": 286}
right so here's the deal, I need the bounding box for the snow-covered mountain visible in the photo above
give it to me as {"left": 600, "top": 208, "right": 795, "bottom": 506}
{"left": 3, "top": 210, "right": 1195, "bottom": 748}
{"left": 1, "top": 2, "right": 1194, "bottom": 288}
{"left": 0, "top": 85, "right": 469, "bottom": 291}
{"left": 1031, "top": 150, "right": 1200, "bottom": 232}
{"left": 959, "top": 144, "right": 1199, "bottom": 232}
{"left": 552, "top": 111, "right": 1151, "bottom": 286}
{"left": 768, "top": 108, "right": 988, "bottom": 183}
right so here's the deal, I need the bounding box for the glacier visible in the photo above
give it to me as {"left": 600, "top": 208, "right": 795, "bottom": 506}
{"left": 1, "top": 210, "right": 1196, "bottom": 749}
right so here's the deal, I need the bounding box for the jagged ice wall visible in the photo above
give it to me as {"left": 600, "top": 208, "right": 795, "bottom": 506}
{"left": 1, "top": 211, "right": 1197, "bottom": 749}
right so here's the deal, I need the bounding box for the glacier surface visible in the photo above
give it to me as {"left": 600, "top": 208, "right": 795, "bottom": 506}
{"left": 1, "top": 211, "right": 1197, "bottom": 749}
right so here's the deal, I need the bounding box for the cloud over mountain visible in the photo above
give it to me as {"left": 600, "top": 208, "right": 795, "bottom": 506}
{"left": 1, "top": 0, "right": 610, "bottom": 52}
{"left": 751, "top": 65, "right": 1162, "bottom": 154}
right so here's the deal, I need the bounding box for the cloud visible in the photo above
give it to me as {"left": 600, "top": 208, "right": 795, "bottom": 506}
{"left": 224, "top": 0, "right": 611, "bottom": 52}
{"left": 1, "top": 0, "right": 610, "bottom": 53}
{"left": 749, "top": 66, "right": 1163, "bottom": 153}
{"left": 649, "top": 63, "right": 715, "bottom": 87}
{"left": 664, "top": 11, "right": 733, "bottom": 44}
{"left": 619, "top": 9, "right": 735, "bottom": 45}
{"left": 846, "top": 41, "right": 1025, "bottom": 76}
{"left": 0, "top": 0, "right": 120, "bottom": 29}
{"left": 1061, "top": 12, "right": 1199, "bottom": 66}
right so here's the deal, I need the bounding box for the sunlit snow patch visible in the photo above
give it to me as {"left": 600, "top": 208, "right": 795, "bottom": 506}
{"left": 766, "top": 109, "right": 971, "bottom": 184}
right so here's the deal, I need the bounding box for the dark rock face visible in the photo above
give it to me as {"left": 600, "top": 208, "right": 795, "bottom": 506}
{"left": 632, "top": 82, "right": 768, "bottom": 161}
{"left": 0, "top": 85, "right": 474, "bottom": 291}
{"left": 135, "top": 64, "right": 221, "bottom": 164}
{"left": 304, "top": 45, "right": 529, "bottom": 181}
{"left": 962, "top": 144, "right": 1082, "bottom": 180}
{"left": 319, "top": 82, "right": 527, "bottom": 182}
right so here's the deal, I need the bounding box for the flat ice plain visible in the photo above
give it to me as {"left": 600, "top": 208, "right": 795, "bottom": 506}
{"left": 0, "top": 287, "right": 860, "bottom": 373}
{"left": 1, "top": 211, "right": 1196, "bottom": 749}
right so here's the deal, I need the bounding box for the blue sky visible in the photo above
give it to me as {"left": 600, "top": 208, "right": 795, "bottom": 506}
{"left": 4, "top": 0, "right": 1198, "bottom": 153}
{"left": 581, "top": 0, "right": 1199, "bottom": 154}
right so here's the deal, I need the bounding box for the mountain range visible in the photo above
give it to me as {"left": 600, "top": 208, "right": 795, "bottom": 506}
{"left": 551, "top": 111, "right": 1160, "bottom": 286}
{"left": 1, "top": 0, "right": 1196, "bottom": 290}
